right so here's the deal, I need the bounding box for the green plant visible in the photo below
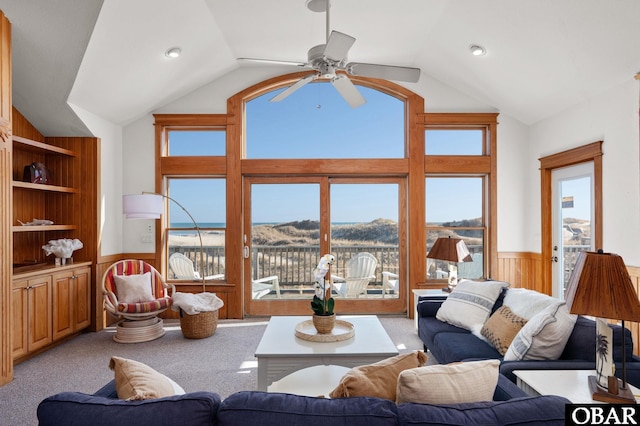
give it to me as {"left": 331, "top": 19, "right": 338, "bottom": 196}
{"left": 311, "top": 254, "right": 336, "bottom": 316}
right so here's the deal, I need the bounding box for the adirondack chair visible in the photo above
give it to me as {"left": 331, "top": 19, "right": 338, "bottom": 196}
{"left": 332, "top": 252, "right": 378, "bottom": 298}
{"left": 169, "top": 252, "right": 224, "bottom": 281}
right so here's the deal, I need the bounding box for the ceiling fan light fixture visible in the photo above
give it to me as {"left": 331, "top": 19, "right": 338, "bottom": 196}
{"left": 470, "top": 44, "right": 486, "bottom": 56}
{"left": 165, "top": 47, "right": 182, "bottom": 59}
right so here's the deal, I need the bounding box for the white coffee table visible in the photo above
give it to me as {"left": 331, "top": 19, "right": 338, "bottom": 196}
{"left": 514, "top": 369, "right": 640, "bottom": 403}
{"left": 254, "top": 315, "right": 399, "bottom": 391}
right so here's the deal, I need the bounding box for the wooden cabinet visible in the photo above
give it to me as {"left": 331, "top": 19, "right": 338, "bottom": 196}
{"left": 52, "top": 265, "right": 91, "bottom": 340}
{"left": 11, "top": 275, "right": 53, "bottom": 359}
{"left": 13, "top": 262, "right": 91, "bottom": 360}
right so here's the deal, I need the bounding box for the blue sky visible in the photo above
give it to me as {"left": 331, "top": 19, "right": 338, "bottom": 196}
{"left": 168, "top": 81, "right": 489, "bottom": 225}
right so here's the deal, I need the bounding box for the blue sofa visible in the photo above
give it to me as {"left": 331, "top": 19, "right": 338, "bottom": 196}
{"left": 37, "top": 376, "right": 569, "bottom": 425}
{"left": 417, "top": 291, "right": 640, "bottom": 386}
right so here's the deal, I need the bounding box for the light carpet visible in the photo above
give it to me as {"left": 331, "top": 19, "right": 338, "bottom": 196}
{"left": 0, "top": 315, "right": 424, "bottom": 426}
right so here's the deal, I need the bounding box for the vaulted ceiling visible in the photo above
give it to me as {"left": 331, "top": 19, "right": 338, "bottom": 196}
{"left": 1, "top": 0, "right": 639, "bottom": 136}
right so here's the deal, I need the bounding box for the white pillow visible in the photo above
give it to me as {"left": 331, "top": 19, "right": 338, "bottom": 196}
{"left": 503, "top": 288, "right": 560, "bottom": 320}
{"left": 396, "top": 359, "right": 500, "bottom": 404}
{"left": 114, "top": 272, "right": 154, "bottom": 303}
{"left": 436, "top": 280, "right": 509, "bottom": 331}
{"left": 504, "top": 303, "right": 577, "bottom": 361}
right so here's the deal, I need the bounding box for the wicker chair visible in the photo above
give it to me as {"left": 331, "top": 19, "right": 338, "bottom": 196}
{"left": 102, "top": 259, "right": 175, "bottom": 343}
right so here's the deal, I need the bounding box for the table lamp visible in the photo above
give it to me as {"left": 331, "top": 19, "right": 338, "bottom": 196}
{"left": 427, "top": 236, "right": 473, "bottom": 290}
{"left": 564, "top": 249, "right": 640, "bottom": 404}
{"left": 123, "top": 192, "right": 207, "bottom": 292}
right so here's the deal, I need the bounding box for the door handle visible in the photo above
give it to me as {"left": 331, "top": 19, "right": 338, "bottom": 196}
{"left": 243, "top": 246, "right": 249, "bottom": 259}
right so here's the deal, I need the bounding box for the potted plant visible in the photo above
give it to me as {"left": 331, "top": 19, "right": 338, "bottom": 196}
{"left": 310, "top": 254, "right": 336, "bottom": 334}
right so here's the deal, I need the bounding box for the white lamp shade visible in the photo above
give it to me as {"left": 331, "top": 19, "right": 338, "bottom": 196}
{"left": 123, "top": 194, "right": 163, "bottom": 219}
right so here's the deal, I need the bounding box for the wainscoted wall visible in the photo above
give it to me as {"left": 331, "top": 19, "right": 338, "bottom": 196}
{"left": 497, "top": 252, "right": 640, "bottom": 356}
{"left": 496, "top": 252, "right": 543, "bottom": 291}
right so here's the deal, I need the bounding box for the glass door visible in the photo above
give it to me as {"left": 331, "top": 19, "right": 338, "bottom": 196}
{"left": 551, "top": 162, "right": 594, "bottom": 299}
{"left": 243, "top": 177, "right": 406, "bottom": 316}
{"left": 330, "top": 181, "right": 401, "bottom": 300}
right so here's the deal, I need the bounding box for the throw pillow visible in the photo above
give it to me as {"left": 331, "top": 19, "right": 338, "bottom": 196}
{"left": 114, "top": 272, "right": 154, "bottom": 303}
{"left": 480, "top": 305, "right": 528, "bottom": 355}
{"left": 109, "top": 356, "right": 185, "bottom": 400}
{"left": 435, "top": 280, "right": 510, "bottom": 332}
{"left": 396, "top": 359, "right": 500, "bottom": 404}
{"left": 502, "top": 288, "right": 561, "bottom": 320}
{"left": 328, "top": 351, "right": 427, "bottom": 401}
{"left": 504, "top": 303, "right": 577, "bottom": 361}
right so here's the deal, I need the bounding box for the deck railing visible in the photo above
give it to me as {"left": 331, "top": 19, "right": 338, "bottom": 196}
{"left": 168, "top": 244, "right": 484, "bottom": 292}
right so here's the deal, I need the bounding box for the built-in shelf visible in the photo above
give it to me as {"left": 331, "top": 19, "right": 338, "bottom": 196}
{"left": 12, "top": 225, "right": 76, "bottom": 233}
{"left": 12, "top": 135, "right": 76, "bottom": 157}
{"left": 12, "top": 181, "right": 78, "bottom": 193}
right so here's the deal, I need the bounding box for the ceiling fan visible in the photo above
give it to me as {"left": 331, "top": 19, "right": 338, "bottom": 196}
{"left": 238, "top": 0, "right": 421, "bottom": 108}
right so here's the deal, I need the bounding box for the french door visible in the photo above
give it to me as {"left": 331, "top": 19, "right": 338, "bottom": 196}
{"left": 540, "top": 142, "right": 602, "bottom": 298}
{"left": 551, "top": 162, "right": 595, "bottom": 299}
{"left": 243, "top": 176, "right": 406, "bottom": 316}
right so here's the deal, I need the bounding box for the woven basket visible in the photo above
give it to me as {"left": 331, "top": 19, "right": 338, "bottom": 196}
{"left": 179, "top": 309, "right": 218, "bottom": 339}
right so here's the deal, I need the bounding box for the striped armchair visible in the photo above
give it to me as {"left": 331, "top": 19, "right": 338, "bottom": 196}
{"left": 102, "top": 259, "right": 175, "bottom": 321}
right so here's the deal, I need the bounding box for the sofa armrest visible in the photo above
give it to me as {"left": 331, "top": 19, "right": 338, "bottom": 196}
{"left": 416, "top": 299, "right": 444, "bottom": 318}
{"left": 93, "top": 379, "right": 118, "bottom": 398}
{"left": 500, "top": 360, "right": 595, "bottom": 383}
{"left": 493, "top": 374, "right": 528, "bottom": 401}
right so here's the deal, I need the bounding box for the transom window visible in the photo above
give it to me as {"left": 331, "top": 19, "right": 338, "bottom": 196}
{"left": 246, "top": 82, "right": 405, "bottom": 159}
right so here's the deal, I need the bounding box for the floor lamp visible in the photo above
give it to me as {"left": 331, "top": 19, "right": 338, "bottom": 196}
{"left": 123, "top": 192, "right": 207, "bottom": 292}
{"left": 564, "top": 249, "right": 640, "bottom": 403}
{"left": 427, "top": 236, "right": 473, "bottom": 290}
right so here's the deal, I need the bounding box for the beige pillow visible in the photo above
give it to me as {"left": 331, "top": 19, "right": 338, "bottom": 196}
{"left": 396, "top": 359, "right": 500, "bottom": 404}
{"left": 109, "top": 356, "right": 183, "bottom": 400}
{"left": 329, "top": 351, "right": 427, "bottom": 401}
{"left": 480, "top": 305, "right": 528, "bottom": 355}
{"left": 114, "top": 272, "right": 154, "bottom": 303}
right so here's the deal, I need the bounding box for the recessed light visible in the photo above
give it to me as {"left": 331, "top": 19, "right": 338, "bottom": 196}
{"left": 165, "top": 47, "right": 181, "bottom": 58}
{"left": 469, "top": 45, "right": 486, "bottom": 56}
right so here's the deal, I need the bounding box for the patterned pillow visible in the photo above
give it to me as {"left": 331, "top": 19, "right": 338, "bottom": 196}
{"left": 480, "top": 305, "right": 527, "bottom": 355}
{"left": 435, "top": 280, "right": 510, "bottom": 331}
{"left": 504, "top": 303, "right": 577, "bottom": 361}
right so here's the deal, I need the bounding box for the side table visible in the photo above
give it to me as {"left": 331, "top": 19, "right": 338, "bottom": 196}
{"left": 514, "top": 369, "right": 640, "bottom": 404}
{"left": 412, "top": 288, "right": 448, "bottom": 330}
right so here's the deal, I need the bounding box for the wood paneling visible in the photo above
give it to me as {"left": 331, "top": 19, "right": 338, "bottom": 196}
{"left": 0, "top": 9, "right": 11, "bottom": 386}
{"left": 496, "top": 252, "right": 543, "bottom": 291}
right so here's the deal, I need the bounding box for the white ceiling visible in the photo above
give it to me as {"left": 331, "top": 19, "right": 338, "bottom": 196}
{"left": 1, "top": 0, "right": 640, "bottom": 136}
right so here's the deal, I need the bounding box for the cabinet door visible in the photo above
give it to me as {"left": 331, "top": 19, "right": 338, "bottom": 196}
{"left": 73, "top": 267, "right": 91, "bottom": 331}
{"left": 52, "top": 272, "right": 73, "bottom": 340}
{"left": 11, "top": 281, "right": 28, "bottom": 358}
{"left": 28, "top": 276, "right": 53, "bottom": 352}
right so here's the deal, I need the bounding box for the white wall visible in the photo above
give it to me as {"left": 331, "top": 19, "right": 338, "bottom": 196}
{"left": 122, "top": 115, "right": 157, "bottom": 253}
{"left": 122, "top": 67, "right": 530, "bottom": 254}
{"left": 68, "top": 102, "right": 123, "bottom": 256}
{"left": 528, "top": 79, "right": 640, "bottom": 266}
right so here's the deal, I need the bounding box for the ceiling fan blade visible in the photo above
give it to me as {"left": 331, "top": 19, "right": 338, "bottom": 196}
{"left": 323, "top": 30, "right": 355, "bottom": 62}
{"left": 238, "top": 57, "right": 308, "bottom": 67}
{"left": 270, "top": 73, "right": 317, "bottom": 103}
{"left": 331, "top": 75, "right": 366, "bottom": 108}
{"left": 347, "top": 62, "right": 421, "bottom": 83}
